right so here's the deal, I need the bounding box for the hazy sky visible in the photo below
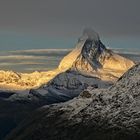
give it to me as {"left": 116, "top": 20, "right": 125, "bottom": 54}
{"left": 0, "top": 0, "right": 139, "bottom": 50}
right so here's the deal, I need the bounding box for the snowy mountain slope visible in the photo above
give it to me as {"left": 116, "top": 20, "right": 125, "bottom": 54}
{"left": 0, "top": 69, "right": 60, "bottom": 90}
{"left": 29, "top": 71, "right": 111, "bottom": 104}
{"left": 6, "top": 63, "right": 140, "bottom": 140}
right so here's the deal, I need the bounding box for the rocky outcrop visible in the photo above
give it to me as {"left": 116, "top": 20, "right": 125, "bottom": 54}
{"left": 6, "top": 64, "right": 140, "bottom": 140}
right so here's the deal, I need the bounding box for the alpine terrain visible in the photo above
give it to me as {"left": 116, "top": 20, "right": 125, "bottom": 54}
{"left": 6, "top": 63, "right": 140, "bottom": 140}
{"left": 0, "top": 29, "right": 135, "bottom": 139}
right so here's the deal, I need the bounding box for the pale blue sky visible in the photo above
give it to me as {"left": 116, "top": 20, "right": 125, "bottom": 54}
{"left": 0, "top": 31, "right": 77, "bottom": 51}
{"left": 0, "top": 31, "right": 139, "bottom": 51}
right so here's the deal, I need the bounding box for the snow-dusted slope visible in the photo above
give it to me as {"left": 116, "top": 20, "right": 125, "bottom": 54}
{"left": 0, "top": 70, "right": 60, "bottom": 90}
{"left": 6, "top": 63, "right": 140, "bottom": 140}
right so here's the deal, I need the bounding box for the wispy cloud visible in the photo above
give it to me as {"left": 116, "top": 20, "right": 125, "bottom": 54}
{"left": 0, "top": 55, "right": 47, "bottom": 60}
{"left": 0, "top": 62, "right": 46, "bottom": 66}
{"left": 112, "top": 48, "right": 140, "bottom": 55}
{"left": 10, "top": 49, "right": 72, "bottom": 53}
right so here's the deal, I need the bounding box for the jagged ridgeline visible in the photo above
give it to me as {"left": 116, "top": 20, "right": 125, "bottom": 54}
{"left": 59, "top": 29, "right": 134, "bottom": 81}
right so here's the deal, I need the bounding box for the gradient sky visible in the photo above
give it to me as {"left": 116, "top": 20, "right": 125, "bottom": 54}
{"left": 0, "top": 0, "right": 139, "bottom": 51}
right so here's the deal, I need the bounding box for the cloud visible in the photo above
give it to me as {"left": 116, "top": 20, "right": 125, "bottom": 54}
{"left": 0, "top": 0, "right": 139, "bottom": 37}
{"left": 0, "top": 55, "right": 46, "bottom": 60}
{"left": 10, "top": 49, "right": 71, "bottom": 53}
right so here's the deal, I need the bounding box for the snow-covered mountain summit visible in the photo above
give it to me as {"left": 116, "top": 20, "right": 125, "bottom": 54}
{"left": 59, "top": 29, "right": 134, "bottom": 81}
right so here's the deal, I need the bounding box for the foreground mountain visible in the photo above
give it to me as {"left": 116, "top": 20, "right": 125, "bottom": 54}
{"left": 6, "top": 63, "right": 140, "bottom": 140}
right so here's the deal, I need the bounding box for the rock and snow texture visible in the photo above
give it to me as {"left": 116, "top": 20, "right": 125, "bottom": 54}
{"left": 59, "top": 29, "right": 134, "bottom": 81}
{"left": 29, "top": 71, "right": 111, "bottom": 104}
{"left": 0, "top": 70, "right": 60, "bottom": 90}
{"left": 6, "top": 63, "right": 140, "bottom": 140}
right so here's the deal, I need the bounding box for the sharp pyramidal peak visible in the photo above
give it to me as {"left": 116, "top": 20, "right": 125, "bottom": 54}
{"left": 59, "top": 28, "right": 134, "bottom": 81}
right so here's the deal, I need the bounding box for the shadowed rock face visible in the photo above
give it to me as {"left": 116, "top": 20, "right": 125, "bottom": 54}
{"left": 5, "top": 64, "right": 140, "bottom": 140}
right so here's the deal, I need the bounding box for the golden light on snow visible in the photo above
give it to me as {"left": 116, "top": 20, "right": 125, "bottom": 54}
{"left": 0, "top": 48, "right": 135, "bottom": 91}
{"left": 0, "top": 69, "right": 61, "bottom": 90}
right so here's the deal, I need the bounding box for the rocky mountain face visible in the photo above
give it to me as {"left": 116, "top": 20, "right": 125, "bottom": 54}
{"left": 58, "top": 29, "right": 134, "bottom": 81}
{"left": 6, "top": 63, "right": 140, "bottom": 140}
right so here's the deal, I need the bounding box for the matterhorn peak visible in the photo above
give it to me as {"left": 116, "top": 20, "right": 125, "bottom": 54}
{"left": 59, "top": 29, "right": 135, "bottom": 81}
{"left": 58, "top": 29, "right": 101, "bottom": 71}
